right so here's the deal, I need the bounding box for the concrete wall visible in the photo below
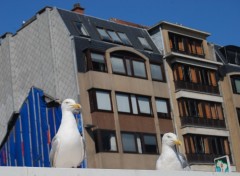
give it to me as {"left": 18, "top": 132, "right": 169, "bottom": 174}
{"left": 0, "top": 167, "right": 239, "bottom": 176}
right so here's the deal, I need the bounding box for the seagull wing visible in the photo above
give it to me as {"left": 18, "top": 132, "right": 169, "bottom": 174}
{"left": 177, "top": 153, "right": 191, "bottom": 170}
{"left": 50, "top": 136, "right": 60, "bottom": 167}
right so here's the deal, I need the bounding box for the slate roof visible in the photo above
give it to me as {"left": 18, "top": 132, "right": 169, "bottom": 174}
{"left": 57, "top": 8, "right": 161, "bottom": 55}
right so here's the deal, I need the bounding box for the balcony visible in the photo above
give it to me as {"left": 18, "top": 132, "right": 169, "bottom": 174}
{"left": 186, "top": 153, "right": 232, "bottom": 164}
{"left": 181, "top": 116, "right": 226, "bottom": 129}
{"left": 174, "top": 81, "right": 219, "bottom": 94}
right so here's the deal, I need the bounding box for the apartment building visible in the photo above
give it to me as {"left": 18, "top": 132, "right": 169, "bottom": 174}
{"left": 149, "top": 22, "right": 238, "bottom": 171}
{"left": 0, "top": 4, "right": 239, "bottom": 172}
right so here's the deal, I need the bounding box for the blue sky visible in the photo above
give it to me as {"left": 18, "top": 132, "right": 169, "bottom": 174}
{"left": 0, "top": 0, "right": 239, "bottom": 46}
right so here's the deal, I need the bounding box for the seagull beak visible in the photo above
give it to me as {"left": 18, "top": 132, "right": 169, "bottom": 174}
{"left": 71, "top": 103, "right": 82, "bottom": 110}
{"left": 174, "top": 139, "right": 182, "bottom": 146}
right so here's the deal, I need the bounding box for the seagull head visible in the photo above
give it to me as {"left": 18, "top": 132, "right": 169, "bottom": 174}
{"left": 61, "top": 99, "right": 82, "bottom": 113}
{"left": 162, "top": 132, "right": 182, "bottom": 147}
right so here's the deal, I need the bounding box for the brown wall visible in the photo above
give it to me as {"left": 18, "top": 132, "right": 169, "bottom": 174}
{"left": 221, "top": 74, "right": 240, "bottom": 171}
{"left": 77, "top": 46, "right": 171, "bottom": 169}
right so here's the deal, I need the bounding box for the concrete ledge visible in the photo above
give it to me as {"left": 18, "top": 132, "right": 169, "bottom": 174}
{"left": 0, "top": 167, "right": 239, "bottom": 176}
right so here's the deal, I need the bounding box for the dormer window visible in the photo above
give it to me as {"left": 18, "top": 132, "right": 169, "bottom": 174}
{"left": 96, "top": 27, "right": 111, "bottom": 41}
{"left": 74, "top": 22, "right": 89, "bottom": 36}
{"left": 138, "top": 37, "right": 152, "bottom": 50}
{"left": 107, "top": 30, "right": 122, "bottom": 43}
{"left": 96, "top": 27, "right": 132, "bottom": 46}
{"left": 117, "top": 32, "right": 132, "bottom": 46}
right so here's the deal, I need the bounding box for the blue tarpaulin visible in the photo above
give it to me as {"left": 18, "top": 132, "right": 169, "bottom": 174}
{"left": 0, "top": 87, "right": 86, "bottom": 168}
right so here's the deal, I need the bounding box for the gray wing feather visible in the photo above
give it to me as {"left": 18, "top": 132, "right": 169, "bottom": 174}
{"left": 172, "top": 146, "right": 191, "bottom": 170}
{"left": 49, "top": 136, "right": 60, "bottom": 167}
{"left": 178, "top": 153, "right": 191, "bottom": 170}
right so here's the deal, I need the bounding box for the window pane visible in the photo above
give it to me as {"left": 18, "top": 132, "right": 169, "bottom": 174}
{"left": 111, "top": 57, "right": 126, "bottom": 74}
{"left": 118, "top": 32, "right": 132, "bottom": 45}
{"left": 133, "top": 60, "right": 146, "bottom": 78}
{"left": 116, "top": 94, "right": 130, "bottom": 113}
{"left": 102, "top": 131, "right": 117, "bottom": 152}
{"left": 143, "top": 135, "right": 157, "bottom": 154}
{"left": 126, "top": 59, "right": 132, "bottom": 76}
{"left": 151, "top": 64, "right": 163, "bottom": 81}
{"left": 91, "top": 53, "right": 105, "bottom": 63}
{"left": 131, "top": 95, "right": 138, "bottom": 114}
{"left": 75, "top": 22, "right": 88, "bottom": 36}
{"left": 107, "top": 31, "right": 122, "bottom": 43}
{"left": 156, "top": 99, "right": 168, "bottom": 113}
{"left": 96, "top": 91, "right": 111, "bottom": 110}
{"left": 97, "top": 28, "right": 111, "bottom": 41}
{"left": 138, "top": 37, "right": 152, "bottom": 50}
{"left": 94, "top": 130, "right": 117, "bottom": 152}
{"left": 122, "top": 133, "right": 136, "bottom": 152}
{"left": 138, "top": 96, "right": 151, "bottom": 114}
{"left": 234, "top": 79, "right": 240, "bottom": 93}
{"left": 136, "top": 135, "right": 142, "bottom": 153}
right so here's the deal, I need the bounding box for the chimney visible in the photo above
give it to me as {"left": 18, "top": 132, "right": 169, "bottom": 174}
{"left": 71, "top": 3, "right": 85, "bottom": 14}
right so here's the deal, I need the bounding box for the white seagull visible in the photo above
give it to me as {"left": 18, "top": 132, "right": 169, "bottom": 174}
{"left": 50, "top": 99, "right": 85, "bottom": 168}
{"left": 156, "top": 132, "right": 190, "bottom": 171}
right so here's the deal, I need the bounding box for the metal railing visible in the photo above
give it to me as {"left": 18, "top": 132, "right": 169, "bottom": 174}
{"left": 181, "top": 116, "right": 226, "bottom": 129}
{"left": 174, "top": 81, "right": 219, "bottom": 94}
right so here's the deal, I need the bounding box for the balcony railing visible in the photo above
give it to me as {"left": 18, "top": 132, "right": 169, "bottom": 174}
{"left": 171, "top": 48, "right": 205, "bottom": 58}
{"left": 174, "top": 81, "right": 219, "bottom": 94}
{"left": 181, "top": 116, "right": 226, "bottom": 129}
{"left": 186, "top": 153, "right": 232, "bottom": 164}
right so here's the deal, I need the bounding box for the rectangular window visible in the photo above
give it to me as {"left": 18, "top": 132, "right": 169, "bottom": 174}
{"left": 169, "top": 32, "right": 204, "bottom": 57}
{"left": 121, "top": 133, "right": 137, "bottom": 153}
{"left": 237, "top": 108, "right": 240, "bottom": 126}
{"left": 116, "top": 93, "right": 152, "bottom": 116}
{"left": 74, "top": 22, "right": 89, "bottom": 36}
{"left": 143, "top": 135, "right": 158, "bottom": 154}
{"left": 231, "top": 76, "right": 240, "bottom": 94}
{"left": 90, "top": 52, "right": 107, "bottom": 72}
{"left": 94, "top": 130, "right": 117, "bottom": 153}
{"left": 121, "top": 132, "right": 158, "bottom": 154}
{"left": 132, "top": 60, "right": 146, "bottom": 78}
{"left": 111, "top": 54, "right": 147, "bottom": 79}
{"left": 156, "top": 98, "right": 170, "bottom": 119}
{"left": 117, "top": 32, "right": 132, "bottom": 46}
{"left": 111, "top": 57, "right": 126, "bottom": 74}
{"left": 173, "top": 63, "right": 219, "bottom": 94}
{"left": 137, "top": 96, "right": 151, "bottom": 115}
{"left": 150, "top": 63, "right": 164, "bottom": 81}
{"left": 89, "top": 89, "right": 112, "bottom": 112}
{"left": 116, "top": 93, "right": 130, "bottom": 113}
{"left": 178, "top": 98, "right": 225, "bottom": 120}
{"left": 85, "top": 50, "right": 107, "bottom": 72}
{"left": 138, "top": 37, "right": 152, "bottom": 50}
{"left": 184, "top": 134, "right": 230, "bottom": 157}
{"left": 97, "top": 27, "right": 111, "bottom": 41}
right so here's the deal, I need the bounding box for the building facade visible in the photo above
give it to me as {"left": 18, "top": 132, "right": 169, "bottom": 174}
{"left": 0, "top": 4, "right": 239, "bottom": 172}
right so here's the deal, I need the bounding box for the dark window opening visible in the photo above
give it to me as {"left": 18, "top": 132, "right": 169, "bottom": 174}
{"left": 94, "top": 130, "right": 117, "bottom": 153}
{"left": 121, "top": 132, "right": 158, "bottom": 154}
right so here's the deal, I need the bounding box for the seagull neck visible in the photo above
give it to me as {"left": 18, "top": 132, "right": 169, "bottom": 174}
{"left": 161, "top": 144, "right": 175, "bottom": 156}
{"left": 61, "top": 110, "right": 76, "bottom": 125}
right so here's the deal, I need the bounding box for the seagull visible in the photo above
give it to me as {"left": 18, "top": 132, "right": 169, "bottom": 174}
{"left": 50, "top": 99, "right": 85, "bottom": 168}
{"left": 156, "top": 132, "right": 190, "bottom": 171}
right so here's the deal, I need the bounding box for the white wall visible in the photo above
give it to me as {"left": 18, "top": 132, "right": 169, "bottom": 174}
{"left": 0, "top": 167, "right": 239, "bottom": 176}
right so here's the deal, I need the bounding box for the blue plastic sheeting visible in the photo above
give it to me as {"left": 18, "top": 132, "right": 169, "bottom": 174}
{"left": 0, "top": 87, "right": 86, "bottom": 168}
